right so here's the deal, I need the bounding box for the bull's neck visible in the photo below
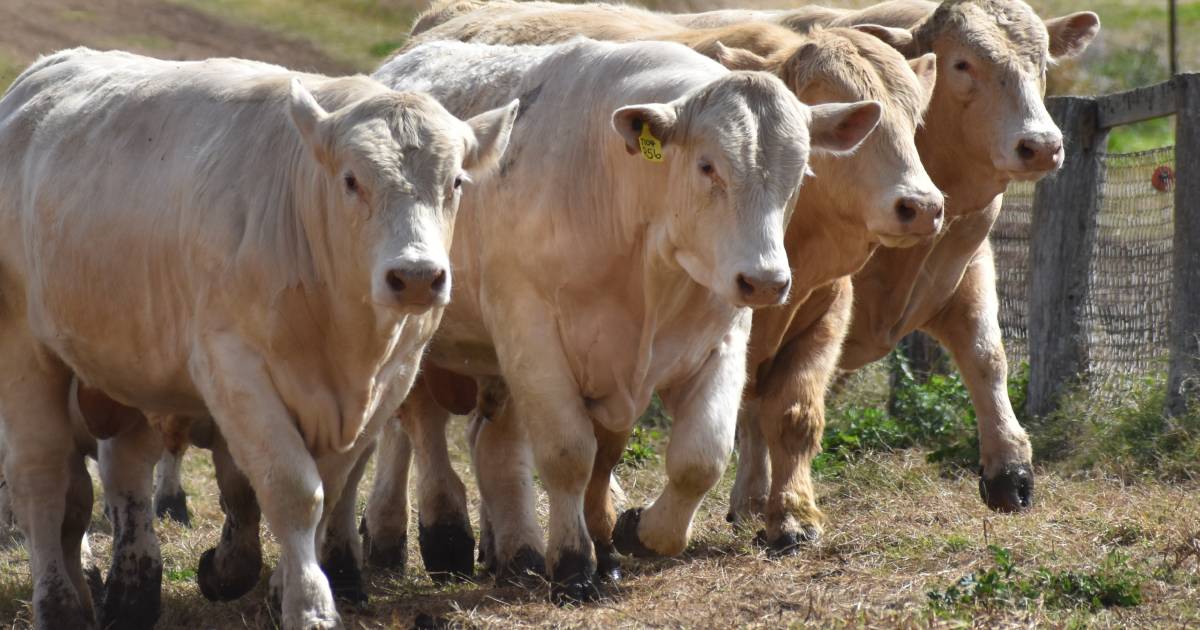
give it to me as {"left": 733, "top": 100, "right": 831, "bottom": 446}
{"left": 787, "top": 188, "right": 879, "bottom": 291}
{"left": 916, "top": 125, "right": 1010, "bottom": 219}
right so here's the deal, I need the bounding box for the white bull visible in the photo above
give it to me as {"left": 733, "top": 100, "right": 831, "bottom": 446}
{"left": 0, "top": 48, "right": 516, "bottom": 629}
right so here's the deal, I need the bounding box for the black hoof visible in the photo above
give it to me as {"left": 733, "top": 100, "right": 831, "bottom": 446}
{"left": 594, "top": 541, "right": 622, "bottom": 584}
{"left": 362, "top": 517, "right": 408, "bottom": 572}
{"left": 549, "top": 548, "right": 599, "bottom": 606}
{"left": 36, "top": 574, "right": 94, "bottom": 630}
{"left": 612, "top": 508, "right": 656, "bottom": 558}
{"left": 979, "top": 463, "right": 1034, "bottom": 513}
{"left": 418, "top": 517, "right": 475, "bottom": 582}
{"left": 154, "top": 492, "right": 190, "bottom": 527}
{"left": 101, "top": 564, "right": 162, "bottom": 630}
{"left": 495, "top": 545, "right": 545, "bottom": 588}
{"left": 321, "top": 544, "right": 367, "bottom": 605}
{"left": 753, "top": 527, "right": 818, "bottom": 557}
{"left": 197, "top": 546, "right": 261, "bottom": 602}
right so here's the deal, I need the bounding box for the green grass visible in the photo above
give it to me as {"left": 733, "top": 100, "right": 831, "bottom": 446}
{"left": 168, "top": 0, "right": 419, "bottom": 70}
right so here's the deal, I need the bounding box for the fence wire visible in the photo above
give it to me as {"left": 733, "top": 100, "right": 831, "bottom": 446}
{"left": 994, "top": 146, "right": 1176, "bottom": 395}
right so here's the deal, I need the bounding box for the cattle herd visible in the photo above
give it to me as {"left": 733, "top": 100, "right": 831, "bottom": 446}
{"left": 0, "top": 0, "right": 1100, "bottom": 628}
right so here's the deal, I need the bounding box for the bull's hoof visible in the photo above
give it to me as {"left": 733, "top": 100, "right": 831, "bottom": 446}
{"left": 197, "top": 546, "right": 261, "bottom": 602}
{"left": 979, "top": 463, "right": 1034, "bottom": 513}
{"left": 417, "top": 517, "right": 475, "bottom": 582}
{"left": 101, "top": 562, "right": 162, "bottom": 630}
{"left": 612, "top": 508, "right": 656, "bottom": 558}
{"left": 361, "top": 517, "right": 408, "bottom": 572}
{"left": 594, "top": 541, "right": 622, "bottom": 584}
{"left": 320, "top": 544, "right": 367, "bottom": 605}
{"left": 753, "top": 527, "right": 819, "bottom": 557}
{"left": 35, "top": 576, "right": 95, "bottom": 630}
{"left": 154, "top": 492, "right": 190, "bottom": 527}
{"left": 495, "top": 545, "right": 545, "bottom": 588}
{"left": 549, "top": 548, "right": 599, "bottom": 606}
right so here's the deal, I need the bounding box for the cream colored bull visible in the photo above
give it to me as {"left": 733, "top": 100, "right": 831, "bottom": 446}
{"left": 371, "top": 38, "right": 877, "bottom": 601}
{"left": 391, "top": 0, "right": 949, "bottom": 564}
{"left": 0, "top": 48, "right": 516, "bottom": 629}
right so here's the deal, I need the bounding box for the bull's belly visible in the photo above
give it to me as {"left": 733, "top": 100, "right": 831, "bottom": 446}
{"left": 28, "top": 293, "right": 203, "bottom": 415}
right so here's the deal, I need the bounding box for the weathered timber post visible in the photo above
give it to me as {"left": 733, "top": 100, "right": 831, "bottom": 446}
{"left": 1027, "top": 97, "right": 1110, "bottom": 417}
{"left": 1168, "top": 73, "right": 1200, "bottom": 415}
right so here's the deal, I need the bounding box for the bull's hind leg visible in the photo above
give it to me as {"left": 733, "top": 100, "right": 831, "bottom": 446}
{"left": 319, "top": 443, "right": 372, "bottom": 604}
{"left": 196, "top": 428, "right": 263, "bottom": 602}
{"left": 583, "top": 424, "right": 631, "bottom": 583}
{"left": 152, "top": 415, "right": 193, "bottom": 526}
{"left": 401, "top": 386, "right": 475, "bottom": 581}
{"left": 727, "top": 400, "right": 769, "bottom": 527}
{"left": 97, "top": 414, "right": 164, "bottom": 630}
{"left": 613, "top": 316, "right": 749, "bottom": 559}
{"left": 362, "top": 417, "right": 412, "bottom": 571}
{"left": 922, "top": 244, "right": 1032, "bottom": 512}
{"left": 471, "top": 383, "right": 545, "bottom": 587}
{"left": 0, "top": 336, "right": 95, "bottom": 629}
{"left": 193, "top": 334, "right": 337, "bottom": 630}
{"left": 753, "top": 280, "right": 852, "bottom": 554}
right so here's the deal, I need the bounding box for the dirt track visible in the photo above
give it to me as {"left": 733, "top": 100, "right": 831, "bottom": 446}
{"left": 0, "top": 0, "right": 353, "bottom": 80}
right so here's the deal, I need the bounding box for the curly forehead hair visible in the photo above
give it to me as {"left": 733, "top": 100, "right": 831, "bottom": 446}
{"left": 912, "top": 0, "right": 1050, "bottom": 69}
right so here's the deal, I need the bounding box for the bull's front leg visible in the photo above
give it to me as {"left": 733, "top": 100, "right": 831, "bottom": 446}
{"left": 97, "top": 415, "right": 164, "bottom": 630}
{"left": 401, "top": 386, "right": 475, "bottom": 581}
{"left": 192, "top": 334, "right": 338, "bottom": 630}
{"left": 612, "top": 314, "right": 749, "bottom": 558}
{"left": 752, "top": 280, "right": 852, "bottom": 554}
{"left": 726, "top": 399, "right": 768, "bottom": 527}
{"left": 196, "top": 426, "right": 263, "bottom": 603}
{"left": 922, "top": 244, "right": 1033, "bottom": 512}
{"left": 362, "top": 417, "right": 412, "bottom": 572}
{"left": 583, "top": 423, "right": 632, "bottom": 584}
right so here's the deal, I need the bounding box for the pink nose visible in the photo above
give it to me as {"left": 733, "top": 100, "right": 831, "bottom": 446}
{"left": 384, "top": 264, "right": 448, "bottom": 307}
{"left": 1015, "top": 136, "right": 1064, "bottom": 172}
{"left": 895, "top": 193, "right": 945, "bottom": 234}
{"left": 736, "top": 270, "right": 791, "bottom": 306}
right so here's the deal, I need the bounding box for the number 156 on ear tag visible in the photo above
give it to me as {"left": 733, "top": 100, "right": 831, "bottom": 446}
{"left": 639, "top": 126, "right": 664, "bottom": 163}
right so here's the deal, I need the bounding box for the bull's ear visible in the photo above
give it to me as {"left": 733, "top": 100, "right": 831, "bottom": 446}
{"left": 808, "top": 100, "right": 881, "bottom": 156}
{"left": 708, "top": 41, "right": 770, "bottom": 70}
{"left": 463, "top": 99, "right": 519, "bottom": 177}
{"left": 909, "top": 53, "right": 938, "bottom": 109}
{"left": 288, "top": 79, "right": 331, "bottom": 165}
{"left": 853, "top": 24, "right": 918, "bottom": 57}
{"left": 1045, "top": 12, "right": 1100, "bottom": 60}
{"left": 611, "top": 104, "right": 677, "bottom": 156}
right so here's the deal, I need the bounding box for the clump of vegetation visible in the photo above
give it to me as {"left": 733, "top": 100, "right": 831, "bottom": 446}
{"left": 622, "top": 425, "right": 664, "bottom": 468}
{"left": 928, "top": 545, "right": 1145, "bottom": 616}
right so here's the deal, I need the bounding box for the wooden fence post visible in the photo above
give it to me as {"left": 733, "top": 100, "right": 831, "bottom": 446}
{"left": 1168, "top": 74, "right": 1200, "bottom": 415}
{"left": 1026, "top": 96, "right": 1110, "bottom": 418}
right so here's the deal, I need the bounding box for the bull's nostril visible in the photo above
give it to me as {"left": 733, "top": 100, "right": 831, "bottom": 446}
{"left": 430, "top": 268, "right": 447, "bottom": 293}
{"left": 896, "top": 201, "right": 916, "bottom": 223}
{"left": 737, "top": 274, "right": 755, "bottom": 296}
{"left": 386, "top": 270, "right": 406, "bottom": 293}
{"left": 1017, "top": 142, "right": 1036, "bottom": 160}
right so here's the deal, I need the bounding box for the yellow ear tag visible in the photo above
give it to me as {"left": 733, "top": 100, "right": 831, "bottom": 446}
{"left": 638, "top": 125, "right": 664, "bottom": 163}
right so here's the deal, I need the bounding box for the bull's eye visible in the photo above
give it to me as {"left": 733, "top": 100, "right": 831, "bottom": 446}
{"left": 954, "top": 60, "right": 970, "bottom": 72}
{"left": 343, "top": 173, "right": 358, "bottom": 194}
{"left": 700, "top": 162, "right": 715, "bottom": 176}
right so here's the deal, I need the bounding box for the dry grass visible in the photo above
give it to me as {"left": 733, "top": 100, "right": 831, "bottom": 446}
{"left": 4, "top": 429, "right": 1200, "bottom": 629}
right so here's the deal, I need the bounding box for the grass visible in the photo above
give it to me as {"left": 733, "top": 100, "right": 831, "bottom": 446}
{"left": 168, "top": 0, "right": 420, "bottom": 70}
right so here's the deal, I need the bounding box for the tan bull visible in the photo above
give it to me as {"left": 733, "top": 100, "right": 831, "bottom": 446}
{"left": 384, "top": 0, "right": 948, "bottom": 567}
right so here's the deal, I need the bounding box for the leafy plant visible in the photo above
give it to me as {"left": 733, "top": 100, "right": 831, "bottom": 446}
{"left": 928, "top": 545, "right": 1145, "bottom": 616}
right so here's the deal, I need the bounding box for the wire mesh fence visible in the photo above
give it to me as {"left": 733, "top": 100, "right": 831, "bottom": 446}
{"left": 994, "top": 146, "right": 1177, "bottom": 396}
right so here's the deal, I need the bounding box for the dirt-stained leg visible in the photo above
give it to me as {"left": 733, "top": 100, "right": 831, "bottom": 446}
{"left": 583, "top": 424, "right": 631, "bottom": 583}
{"left": 196, "top": 428, "right": 263, "bottom": 603}
{"left": 192, "top": 333, "right": 338, "bottom": 629}
{"left": 921, "top": 243, "right": 1033, "bottom": 512}
{"left": 152, "top": 415, "right": 193, "bottom": 526}
{"left": 319, "top": 442, "right": 372, "bottom": 604}
{"left": 0, "top": 332, "right": 94, "bottom": 629}
{"left": 612, "top": 313, "right": 749, "bottom": 558}
{"left": 400, "top": 385, "right": 475, "bottom": 581}
{"left": 362, "top": 417, "right": 412, "bottom": 572}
